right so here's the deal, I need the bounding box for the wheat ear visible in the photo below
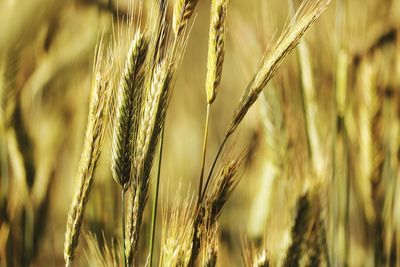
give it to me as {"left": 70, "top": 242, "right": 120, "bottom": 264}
{"left": 206, "top": 0, "right": 229, "bottom": 104}
{"left": 110, "top": 30, "right": 149, "bottom": 267}
{"left": 191, "top": 152, "right": 245, "bottom": 264}
{"left": 227, "top": 0, "right": 331, "bottom": 136}
{"left": 64, "top": 44, "right": 111, "bottom": 267}
{"left": 111, "top": 31, "right": 149, "bottom": 189}
{"left": 172, "top": 0, "right": 198, "bottom": 37}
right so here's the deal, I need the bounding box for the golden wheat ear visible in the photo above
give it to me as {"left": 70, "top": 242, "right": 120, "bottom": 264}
{"left": 64, "top": 42, "right": 112, "bottom": 267}
{"left": 172, "top": 0, "right": 198, "bottom": 38}
{"left": 206, "top": 0, "right": 229, "bottom": 105}
{"left": 159, "top": 186, "right": 195, "bottom": 266}
{"left": 227, "top": 0, "right": 331, "bottom": 136}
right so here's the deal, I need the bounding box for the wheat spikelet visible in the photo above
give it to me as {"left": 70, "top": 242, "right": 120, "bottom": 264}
{"left": 205, "top": 156, "right": 243, "bottom": 222}
{"left": 172, "top": 0, "right": 198, "bottom": 37}
{"left": 200, "top": 223, "right": 218, "bottom": 267}
{"left": 227, "top": 0, "right": 331, "bottom": 136}
{"left": 64, "top": 44, "right": 111, "bottom": 267}
{"left": 205, "top": 0, "right": 229, "bottom": 104}
{"left": 111, "top": 31, "right": 148, "bottom": 189}
{"left": 125, "top": 186, "right": 141, "bottom": 266}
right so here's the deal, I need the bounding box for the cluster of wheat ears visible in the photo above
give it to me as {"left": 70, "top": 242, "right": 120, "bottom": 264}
{"left": 63, "top": 0, "right": 331, "bottom": 266}
{"left": 2, "top": 0, "right": 400, "bottom": 266}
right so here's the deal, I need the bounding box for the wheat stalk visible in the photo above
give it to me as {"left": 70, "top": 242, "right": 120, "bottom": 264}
{"left": 64, "top": 43, "right": 111, "bottom": 267}
{"left": 198, "top": 0, "right": 229, "bottom": 215}
{"left": 203, "top": 0, "right": 331, "bottom": 201}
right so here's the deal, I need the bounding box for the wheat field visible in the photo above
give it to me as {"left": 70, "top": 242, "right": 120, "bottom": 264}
{"left": 0, "top": 0, "right": 399, "bottom": 266}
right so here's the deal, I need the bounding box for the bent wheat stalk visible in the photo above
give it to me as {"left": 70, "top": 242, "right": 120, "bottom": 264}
{"left": 203, "top": 0, "right": 332, "bottom": 199}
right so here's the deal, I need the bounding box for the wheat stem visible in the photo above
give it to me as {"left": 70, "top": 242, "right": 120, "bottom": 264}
{"left": 149, "top": 127, "right": 164, "bottom": 267}
{"left": 201, "top": 133, "right": 229, "bottom": 203}
{"left": 122, "top": 189, "right": 127, "bottom": 267}
{"left": 198, "top": 104, "right": 211, "bottom": 204}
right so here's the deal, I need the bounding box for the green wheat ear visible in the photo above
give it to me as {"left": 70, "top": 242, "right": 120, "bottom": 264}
{"left": 111, "top": 31, "right": 149, "bottom": 189}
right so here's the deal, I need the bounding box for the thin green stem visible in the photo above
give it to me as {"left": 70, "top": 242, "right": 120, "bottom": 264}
{"left": 198, "top": 104, "right": 211, "bottom": 204}
{"left": 201, "top": 133, "right": 229, "bottom": 202}
{"left": 149, "top": 127, "right": 164, "bottom": 267}
{"left": 122, "top": 189, "right": 127, "bottom": 267}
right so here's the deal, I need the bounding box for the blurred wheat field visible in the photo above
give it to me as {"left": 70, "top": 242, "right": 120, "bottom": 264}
{"left": 0, "top": 0, "right": 399, "bottom": 266}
